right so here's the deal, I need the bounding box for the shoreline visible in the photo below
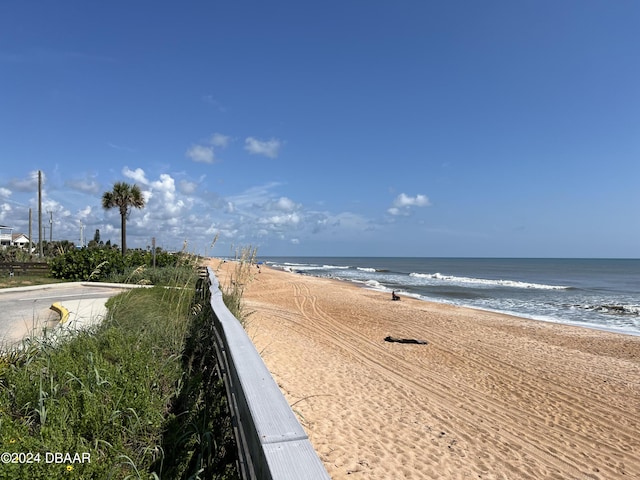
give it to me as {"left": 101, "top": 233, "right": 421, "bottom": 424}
{"left": 209, "top": 259, "right": 640, "bottom": 479}
{"left": 322, "top": 274, "right": 640, "bottom": 338}
{"left": 266, "top": 257, "right": 640, "bottom": 336}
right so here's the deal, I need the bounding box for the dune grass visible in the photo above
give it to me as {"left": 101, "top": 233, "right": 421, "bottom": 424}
{"left": 218, "top": 247, "right": 258, "bottom": 325}
{"left": 0, "top": 261, "right": 240, "bottom": 479}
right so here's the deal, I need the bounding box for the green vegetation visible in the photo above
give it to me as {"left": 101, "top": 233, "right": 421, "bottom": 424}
{"left": 156, "top": 273, "right": 239, "bottom": 479}
{"left": 48, "top": 247, "right": 183, "bottom": 283}
{"left": 1, "top": 247, "right": 188, "bottom": 288}
{"left": 1, "top": 233, "right": 187, "bottom": 288}
{"left": 0, "top": 259, "right": 241, "bottom": 479}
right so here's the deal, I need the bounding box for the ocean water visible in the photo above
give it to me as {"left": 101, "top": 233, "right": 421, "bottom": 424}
{"left": 259, "top": 257, "right": 640, "bottom": 336}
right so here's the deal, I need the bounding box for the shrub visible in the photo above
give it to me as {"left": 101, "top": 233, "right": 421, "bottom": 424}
{"left": 48, "top": 248, "right": 183, "bottom": 282}
{"left": 48, "top": 248, "right": 124, "bottom": 281}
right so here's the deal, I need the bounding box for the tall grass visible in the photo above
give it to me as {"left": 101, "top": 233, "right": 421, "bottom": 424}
{"left": 154, "top": 271, "right": 239, "bottom": 479}
{"left": 0, "top": 256, "right": 239, "bottom": 479}
{"left": 105, "top": 264, "right": 198, "bottom": 287}
{"left": 219, "top": 246, "right": 258, "bottom": 324}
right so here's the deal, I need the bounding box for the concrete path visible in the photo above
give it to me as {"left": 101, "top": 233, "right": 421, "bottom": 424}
{"left": 0, "top": 282, "right": 142, "bottom": 347}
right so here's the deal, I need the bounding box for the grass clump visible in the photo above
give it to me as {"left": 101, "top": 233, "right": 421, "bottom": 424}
{"left": 0, "top": 260, "right": 240, "bottom": 479}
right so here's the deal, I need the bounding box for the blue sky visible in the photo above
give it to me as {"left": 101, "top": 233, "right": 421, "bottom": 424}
{"left": 1, "top": 1, "right": 638, "bottom": 258}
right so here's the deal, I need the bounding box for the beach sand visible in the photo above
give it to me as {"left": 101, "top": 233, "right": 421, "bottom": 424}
{"left": 210, "top": 259, "right": 640, "bottom": 479}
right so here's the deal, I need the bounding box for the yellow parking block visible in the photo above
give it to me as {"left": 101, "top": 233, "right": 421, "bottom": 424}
{"left": 50, "top": 302, "right": 70, "bottom": 324}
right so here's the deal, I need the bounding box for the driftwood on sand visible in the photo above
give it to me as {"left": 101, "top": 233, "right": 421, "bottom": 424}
{"left": 384, "top": 336, "right": 428, "bottom": 345}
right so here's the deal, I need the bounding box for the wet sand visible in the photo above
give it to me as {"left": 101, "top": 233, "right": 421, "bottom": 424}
{"left": 210, "top": 259, "right": 640, "bottom": 479}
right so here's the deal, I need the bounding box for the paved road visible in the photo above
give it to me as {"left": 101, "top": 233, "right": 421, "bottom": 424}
{"left": 0, "top": 283, "right": 136, "bottom": 346}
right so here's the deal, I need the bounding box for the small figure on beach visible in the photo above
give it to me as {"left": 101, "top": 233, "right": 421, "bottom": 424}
{"left": 391, "top": 290, "right": 400, "bottom": 301}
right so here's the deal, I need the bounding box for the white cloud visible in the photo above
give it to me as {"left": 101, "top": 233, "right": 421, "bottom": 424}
{"left": 151, "top": 173, "right": 175, "bottom": 192}
{"left": 66, "top": 178, "right": 100, "bottom": 194}
{"left": 210, "top": 133, "right": 230, "bottom": 148}
{"left": 10, "top": 171, "right": 42, "bottom": 192}
{"left": 393, "top": 193, "right": 430, "bottom": 208}
{"left": 259, "top": 212, "right": 302, "bottom": 227}
{"left": 186, "top": 144, "right": 215, "bottom": 164}
{"left": 387, "top": 207, "right": 402, "bottom": 216}
{"left": 388, "top": 193, "right": 431, "bottom": 215}
{"left": 275, "top": 197, "right": 296, "bottom": 211}
{"left": 78, "top": 206, "right": 92, "bottom": 219}
{"left": 185, "top": 133, "right": 229, "bottom": 164}
{"left": 226, "top": 182, "right": 283, "bottom": 208}
{"left": 209, "top": 221, "right": 239, "bottom": 239}
{"left": 0, "top": 187, "right": 11, "bottom": 197}
{"left": 179, "top": 179, "right": 198, "bottom": 194}
{"left": 141, "top": 190, "right": 153, "bottom": 204}
{"left": 244, "top": 137, "right": 282, "bottom": 158}
{"left": 143, "top": 173, "right": 193, "bottom": 220}
{"left": 0, "top": 202, "right": 12, "bottom": 221}
{"left": 122, "top": 167, "right": 149, "bottom": 185}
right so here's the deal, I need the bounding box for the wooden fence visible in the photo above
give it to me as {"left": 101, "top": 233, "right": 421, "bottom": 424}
{"left": 0, "top": 262, "right": 50, "bottom": 276}
{"left": 205, "top": 267, "right": 331, "bottom": 480}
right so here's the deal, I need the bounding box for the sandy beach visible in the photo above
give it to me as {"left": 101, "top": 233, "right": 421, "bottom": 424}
{"left": 211, "top": 259, "right": 640, "bottom": 479}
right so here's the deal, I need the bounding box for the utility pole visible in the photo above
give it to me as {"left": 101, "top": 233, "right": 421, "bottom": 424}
{"left": 28, "top": 208, "right": 33, "bottom": 256}
{"left": 48, "top": 210, "right": 53, "bottom": 242}
{"left": 38, "top": 170, "right": 43, "bottom": 257}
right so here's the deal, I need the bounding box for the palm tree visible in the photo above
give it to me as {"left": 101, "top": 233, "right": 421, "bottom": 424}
{"left": 101, "top": 182, "right": 145, "bottom": 255}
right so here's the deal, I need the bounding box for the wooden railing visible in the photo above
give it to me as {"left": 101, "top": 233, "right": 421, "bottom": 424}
{"left": 205, "top": 267, "right": 331, "bottom": 480}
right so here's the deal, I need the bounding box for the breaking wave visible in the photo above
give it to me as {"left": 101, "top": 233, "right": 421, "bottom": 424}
{"left": 278, "top": 262, "right": 350, "bottom": 271}
{"left": 409, "top": 272, "right": 570, "bottom": 290}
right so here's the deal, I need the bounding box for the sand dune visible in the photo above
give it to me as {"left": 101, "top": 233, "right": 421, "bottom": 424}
{"left": 211, "top": 260, "right": 640, "bottom": 479}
